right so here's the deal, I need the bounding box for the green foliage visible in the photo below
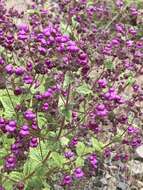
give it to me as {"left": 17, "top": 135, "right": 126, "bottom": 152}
{"left": 10, "top": 172, "right": 23, "bottom": 181}
{"left": 0, "top": 90, "right": 20, "bottom": 118}
{"left": 76, "top": 83, "right": 93, "bottom": 95}
{"left": 126, "top": 75, "right": 135, "bottom": 85}
{"left": 37, "top": 112, "right": 47, "bottom": 128}
{"left": 60, "top": 137, "right": 70, "bottom": 146}
{"left": 61, "top": 107, "right": 72, "bottom": 121}
{"left": 51, "top": 152, "right": 67, "bottom": 168}
{"left": 91, "top": 137, "right": 104, "bottom": 152}
{"left": 75, "top": 157, "right": 84, "bottom": 167}
{"left": 76, "top": 142, "right": 86, "bottom": 156}
{"left": 104, "top": 60, "right": 114, "bottom": 70}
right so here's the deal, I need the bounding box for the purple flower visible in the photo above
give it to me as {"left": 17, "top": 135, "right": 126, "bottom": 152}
{"left": 38, "top": 46, "right": 46, "bottom": 55}
{"left": 127, "top": 126, "right": 139, "bottom": 135}
{"left": 0, "top": 118, "right": 5, "bottom": 129}
{"left": 87, "top": 122, "right": 100, "bottom": 133}
{"left": 24, "top": 110, "right": 36, "bottom": 121}
{"left": 55, "top": 35, "right": 69, "bottom": 43}
{"left": 0, "top": 57, "right": 5, "bottom": 65}
{"left": 132, "top": 84, "right": 139, "bottom": 92}
{"left": 14, "top": 87, "right": 23, "bottom": 96}
{"left": 130, "top": 7, "right": 138, "bottom": 16}
{"left": 104, "top": 148, "right": 111, "bottom": 158}
{"left": 5, "top": 64, "right": 14, "bottom": 74}
{"left": 88, "top": 154, "right": 98, "bottom": 168}
{"left": 111, "top": 38, "right": 120, "bottom": 47}
{"left": 30, "top": 137, "right": 38, "bottom": 148}
{"left": 67, "top": 45, "right": 79, "bottom": 53}
{"left": 69, "top": 137, "right": 78, "bottom": 147}
{"left": 74, "top": 168, "right": 84, "bottom": 179}
{"left": 96, "top": 104, "right": 108, "bottom": 117}
{"left": 18, "top": 23, "right": 29, "bottom": 32}
{"left": 78, "top": 53, "right": 87, "bottom": 60}
{"left": 97, "top": 79, "right": 107, "bottom": 88}
{"left": 115, "top": 23, "right": 125, "bottom": 34}
{"left": 5, "top": 155, "right": 16, "bottom": 170}
{"left": 131, "top": 137, "right": 141, "bottom": 148}
{"left": 23, "top": 75, "right": 33, "bottom": 84}
{"left": 116, "top": 0, "right": 124, "bottom": 8}
{"left": 5, "top": 120, "right": 17, "bottom": 133}
{"left": 43, "top": 89, "right": 53, "bottom": 98}
{"left": 42, "top": 102, "right": 49, "bottom": 111}
{"left": 62, "top": 175, "right": 72, "bottom": 185}
{"left": 126, "top": 40, "right": 134, "bottom": 48}
{"left": 11, "top": 142, "right": 21, "bottom": 154}
{"left": 15, "top": 67, "right": 25, "bottom": 76}
{"left": 19, "top": 125, "right": 30, "bottom": 137}
{"left": 0, "top": 186, "right": 5, "bottom": 190}
{"left": 64, "top": 151, "right": 74, "bottom": 159}
{"left": 129, "top": 28, "right": 137, "bottom": 36}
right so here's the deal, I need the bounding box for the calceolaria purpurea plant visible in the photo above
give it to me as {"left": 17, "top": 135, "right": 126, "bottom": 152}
{"left": 0, "top": 0, "right": 143, "bottom": 189}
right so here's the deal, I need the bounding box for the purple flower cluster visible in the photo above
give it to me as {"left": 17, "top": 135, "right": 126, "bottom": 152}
{"left": 0, "top": 0, "right": 143, "bottom": 189}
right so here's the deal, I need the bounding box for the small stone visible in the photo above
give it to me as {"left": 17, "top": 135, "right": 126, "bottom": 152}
{"left": 128, "top": 160, "right": 143, "bottom": 175}
{"left": 136, "top": 145, "right": 143, "bottom": 158}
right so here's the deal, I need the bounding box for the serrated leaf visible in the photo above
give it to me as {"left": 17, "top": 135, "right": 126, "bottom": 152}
{"left": 10, "top": 172, "right": 23, "bottom": 181}
{"left": 105, "top": 60, "right": 114, "bottom": 70}
{"left": 0, "top": 90, "right": 21, "bottom": 118}
{"left": 91, "top": 137, "right": 104, "bottom": 152}
{"left": 127, "top": 76, "right": 135, "bottom": 85}
{"left": 112, "top": 130, "right": 124, "bottom": 143}
{"left": 25, "top": 177, "right": 43, "bottom": 190}
{"left": 63, "top": 73, "right": 73, "bottom": 89}
{"left": 75, "top": 157, "right": 84, "bottom": 167}
{"left": 76, "top": 84, "right": 92, "bottom": 95}
{"left": 60, "top": 137, "right": 70, "bottom": 146}
{"left": 52, "top": 152, "right": 66, "bottom": 168}
{"left": 61, "top": 107, "right": 72, "bottom": 121}
{"left": 23, "top": 159, "right": 40, "bottom": 177}
{"left": 37, "top": 112, "right": 47, "bottom": 128}
{"left": 3, "top": 180, "right": 13, "bottom": 190}
{"left": 76, "top": 142, "right": 86, "bottom": 156}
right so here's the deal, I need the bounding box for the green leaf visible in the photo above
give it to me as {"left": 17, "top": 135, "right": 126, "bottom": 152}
{"left": 23, "top": 160, "right": 37, "bottom": 176}
{"left": 35, "top": 166, "right": 47, "bottom": 177}
{"left": 112, "top": 129, "right": 124, "bottom": 143}
{"left": 25, "top": 177, "right": 43, "bottom": 190}
{"left": 84, "top": 147, "right": 94, "bottom": 154}
{"left": 47, "top": 141, "right": 60, "bottom": 151}
{"left": 63, "top": 73, "right": 73, "bottom": 89}
{"left": 91, "top": 137, "right": 104, "bottom": 152}
{"left": 61, "top": 22, "right": 72, "bottom": 35}
{"left": 30, "top": 141, "right": 49, "bottom": 162}
{"left": 2, "top": 180, "right": 13, "bottom": 190}
{"left": 75, "top": 157, "right": 84, "bottom": 167}
{"left": 76, "top": 84, "right": 93, "bottom": 95}
{"left": 42, "top": 180, "right": 51, "bottom": 190}
{"left": 105, "top": 60, "right": 114, "bottom": 70}
{"left": 27, "top": 9, "right": 39, "bottom": 15}
{"left": 37, "top": 112, "right": 47, "bottom": 128}
{"left": 126, "top": 76, "right": 135, "bottom": 85}
{"left": 52, "top": 152, "right": 66, "bottom": 168}
{"left": 0, "top": 148, "right": 7, "bottom": 158}
{"left": 76, "top": 142, "right": 86, "bottom": 156}
{"left": 0, "top": 46, "right": 5, "bottom": 53}
{"left": 61, "top": 107, "right": 72, "bottom": 121}
{"left": 60, "top": 137, "right": 70, "bottom": 146}
{"left": 23, "top": 142, "right": 49, "bottom": 177}
{"left": 0, "top": 90, "right": 21, "bottom": 118}
{"left": 10, "top": 172, "right": 23, "bottom": 181}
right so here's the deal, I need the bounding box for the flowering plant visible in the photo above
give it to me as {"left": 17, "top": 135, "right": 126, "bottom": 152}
{"left": 0, "top": 0, "right": 143, "bottom": 189}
